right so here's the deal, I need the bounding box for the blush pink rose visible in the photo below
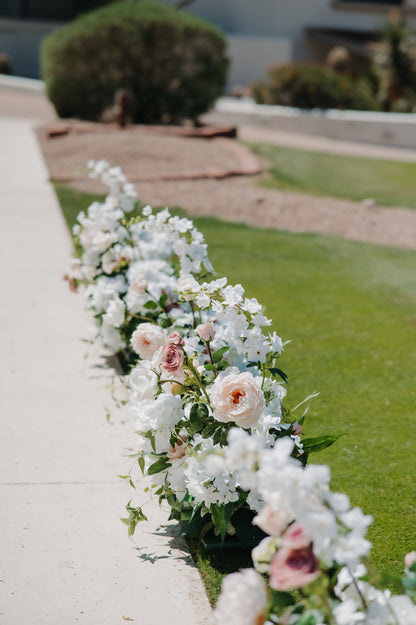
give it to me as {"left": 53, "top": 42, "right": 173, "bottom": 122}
{"left": 281, "top": 523, "right": 311, "bottom": 550}
{"left": 405, "top": 551, "right": 416, "bottom": 568}
{"left": 167, "top": 436, "right": 189, "bottom": 460}
{"left": 253, "top": 505, "right": 288, "bottom": 537}
{"left": 269, "top": 546, "right": 319, "bottom": 591}
{"left": 210, "top": 370, "right": 265, "bottom": 428}
{"left": 130, "top": 323, "right": 166, "bottom": 360}
{"left": 131, "top": 278, "right": 147, "bottom": 294}
{"left": 160, "top": 343, "right": 184, "bottom": 376}
{"left": 196, "top": 322, "right": 215, "bottom": 342}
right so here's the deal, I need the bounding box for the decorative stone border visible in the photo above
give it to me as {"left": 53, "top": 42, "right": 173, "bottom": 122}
{"left": 206, "top": 97, "right": 416, "bottom": 151}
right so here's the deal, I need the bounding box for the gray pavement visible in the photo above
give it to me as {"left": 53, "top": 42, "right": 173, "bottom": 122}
{"left": 2, "top": 81, "right": 415, "bottom": 625}
{"left": 0, "top": 102, "right": 213, "bottom": 623}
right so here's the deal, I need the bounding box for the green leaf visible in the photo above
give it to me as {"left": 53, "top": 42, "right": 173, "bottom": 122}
{"left": 138, "top": 455, "right": 145, "bottom": 474}
{"left": 189, "top": 403, "right": 209, "bottom": 433}
{"left": 147, "top": 456, "right": 171, "bottom": 476}
{"left": 121, "top": 501, "right": 148, "bottom": 537}
{"left": 201, "top": 421, "right": 218, "bottom": 438}
{"left": 268, "top": 367, "right": 288, "bottom": 383}
{"left": 216, "top": 360, "right": 228, "bottom": 371}
{"left": 143, "top": 300, "right": 158, "bottom": 310}
{"left": 302, "top": 434, "right": 343, "bottom": 454}
{"left": 140, "top": 430, "right": 156, "bottom": 453}
{"left": 298, "top": 614, "right": 318, "bottom": 625}
{"left": 159, "top": 293, "right": 168, "bottom": 308}
{"left": 210, "top": 502, "right": 235, "bottom": 542}
{"left": 212, "top": 346, "right": 230, "bottom": 363}
{"left": 270, "top": 590, "right": 296, "bottom": 609}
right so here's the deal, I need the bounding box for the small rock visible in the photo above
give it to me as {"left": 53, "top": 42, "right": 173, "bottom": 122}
{"left": 362, "top": 198, "right": 376, "bottom": 208}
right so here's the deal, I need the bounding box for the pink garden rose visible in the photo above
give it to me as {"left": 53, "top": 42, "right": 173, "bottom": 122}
{"left": 210, "top": 369, "right": 265, "bottom": 428}
{"left": 160, "top": 343, "right": 184, "bottom": 377}
{"left": 269, "top": 546, "right": 319, "bottom": 591}
{"left": 130, "top": 323, "right": 166, "bottom": 360}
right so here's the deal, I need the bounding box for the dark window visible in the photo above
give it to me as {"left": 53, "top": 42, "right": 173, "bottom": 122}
{"left": 340, "top": 0, "right": 402, "bottom": 4}
{"left": 0, "top": 0, "right": 112, "bottom": 20}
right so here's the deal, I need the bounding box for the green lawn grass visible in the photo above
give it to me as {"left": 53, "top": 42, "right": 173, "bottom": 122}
{"left": 249, "top": 142, "right": 416, "bottom": 209}
{"left": 56, "top": 183, "right": 416, "bottom": 600}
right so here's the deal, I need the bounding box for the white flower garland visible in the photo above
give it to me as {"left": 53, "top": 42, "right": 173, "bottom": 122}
{"left": 67, "top": 161, "right": 416, "bottom": 623}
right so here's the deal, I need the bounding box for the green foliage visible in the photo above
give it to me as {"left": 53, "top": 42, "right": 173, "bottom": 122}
{"left": 41, "top": 0, "right": 228, "bottom": 124}
{"left": 252, "top": 62, "right": 380, "bottom": 111}
{"left": 121, "top": 500, "right": 148, "bottom": 536}
{"left": 57, "top": 183, "right": 416, "bottom": 598}
{"left": 376, "top": 18, "right": 416, "bottom": 111}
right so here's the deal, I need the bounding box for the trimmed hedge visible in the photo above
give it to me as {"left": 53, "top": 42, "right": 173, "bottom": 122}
{"left": 252, "top": 63, "right": 380, "bottom": 111}
{"left": 41, "top": 0, "right": 228, "bottom": 124}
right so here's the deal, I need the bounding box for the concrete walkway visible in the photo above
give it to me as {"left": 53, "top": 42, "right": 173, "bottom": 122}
{"left": 0, "top": 100, "right": 213, "bottom": 622}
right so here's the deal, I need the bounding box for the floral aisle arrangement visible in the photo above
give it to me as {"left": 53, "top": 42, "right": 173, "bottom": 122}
{"left": 67, "top": 160, "right": 415, "bottom": 621}
{"left": 124, "top": 273, "right": 317, "bottom": 543}
{"left": 213, "top": 434, "right": 416, "bottom": 624}
{"left": 67, "top": 161, "right": 337, "bottom": 544}
{"left": 67, "top": 160, "right": 213, "bottom": 367}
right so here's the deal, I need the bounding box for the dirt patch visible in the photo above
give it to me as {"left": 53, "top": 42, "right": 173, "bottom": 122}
{"left": 36, "top": 121, "right": 261, "bottom": 189}
{"left": 36, "top": 120, "right": 416, "bottom": 251}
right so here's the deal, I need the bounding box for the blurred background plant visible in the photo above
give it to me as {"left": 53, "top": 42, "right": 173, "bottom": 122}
{"left": 252, "top": 10, "right": 416, "bottom": 114}
{"left": 41, "top": 0, "right": 228, "bottom": 125}
{"left": 375, "top": 10, "right": 416, "bottom": 112}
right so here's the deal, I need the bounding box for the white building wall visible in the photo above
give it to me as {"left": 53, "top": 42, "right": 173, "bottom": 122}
{"left": 0, "top": 18, "right": 60, "bottom": 78}
{"left": 227, "top": 34, "right": 292, "bottom": 90}
{"left": 156, "top": 0, "right": 416, "bottom": 88}
{"left": 3, "top": 1, "right": 416, "bottom": 85}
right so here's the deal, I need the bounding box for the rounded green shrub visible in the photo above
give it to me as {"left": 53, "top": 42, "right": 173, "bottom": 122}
{"left": 252, "top": 63, "right": 380, "bottom": 111}
{"left": 41, "top": 0, "right": 228, "bottom": 124}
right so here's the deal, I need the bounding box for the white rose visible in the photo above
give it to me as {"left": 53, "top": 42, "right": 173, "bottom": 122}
{"left": 130, "top": 323, "right": 166, "bottom": 360}
{"left": 214, "top": 569, "right": 268, "bottom": 625}
{"left": 128, "top": 360, "right": 158, "bottom": 401}
{"left": 103, "top": 296, "right": 125, "bottom": 327}
{"left": 210, "top": 369, "right": 265, "bottom": 428}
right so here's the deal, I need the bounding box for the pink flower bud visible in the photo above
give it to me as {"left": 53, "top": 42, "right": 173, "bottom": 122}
{"left": 131, "top": 278, "right": 147, "bottom": 295}
{"left": 292, "top": 422, "right": 303, "bottom": 436}
{"left": 167, "top": 436, "right": 189, "bottom": 460}
{"left": 405, "top": 551, "right": 416, "bottom": 568}
{"left": 168, "top": 331, "right": 184, "bottom": 346}
{"left": 281, "top": 523, "right": 311, "bottom": 550}
{"left": 253, "top": 504, "right": 288, "bottom": 536}
{"left": 196, "top": 322, "right": 215, "bottom": 342}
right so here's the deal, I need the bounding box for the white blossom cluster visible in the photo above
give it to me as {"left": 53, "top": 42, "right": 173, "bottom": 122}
{"left": 127, "top": 280, "right": 292, "bottom": 512}
{"left": 67, "top": 161, "right": 416, "bottom": 625}
{"left": 68, "top": 161, "right": 212, "bottom": 354}
{"left": 67, "top": 162, "right": 296, "bottom": 523}
{"left": 214, "top": 433, "right": 416, "bottom": 625}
